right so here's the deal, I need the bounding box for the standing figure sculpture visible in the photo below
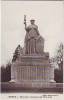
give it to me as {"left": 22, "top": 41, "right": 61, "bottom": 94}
{"left": 24, "top": 15, "right": 44, "bottom": 55}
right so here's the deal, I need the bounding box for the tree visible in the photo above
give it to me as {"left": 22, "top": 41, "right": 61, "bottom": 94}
{"left": 1, "top": 62, "right": 11, "bottom": 82}
{"left": 54, "top": 43, "right": 63, "bottom": 83}
{"left": 54, "top": 68, "right": 63, "bottom": 83}
{"left": 1, "top": 65, "right": 6, "bottom": 82}
{"left": 6, "top": 62, "right": 11, "bottom": 81}
{"left": 55, "top": 43, "right": 63, "bottom": 70}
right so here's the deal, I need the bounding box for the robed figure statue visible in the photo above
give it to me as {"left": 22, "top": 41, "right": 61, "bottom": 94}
{"left": 24, "top": 16, "right": 44, "bottom": 55}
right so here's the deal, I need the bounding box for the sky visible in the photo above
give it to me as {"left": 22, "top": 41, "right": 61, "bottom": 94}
{"left": 1, "top": 1, "right": 64, "bottom": 65}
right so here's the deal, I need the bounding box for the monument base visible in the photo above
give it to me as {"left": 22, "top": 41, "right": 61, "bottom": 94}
{"left": 11, "top": 54, "right": 55, "bottom": 88}
{"left": 9, "top": 80, "right": 56, "bottom": 88}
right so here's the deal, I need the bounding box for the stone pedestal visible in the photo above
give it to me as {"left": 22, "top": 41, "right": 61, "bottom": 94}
{"left": 11, "top": 53, "right": 55, "bottom": 88}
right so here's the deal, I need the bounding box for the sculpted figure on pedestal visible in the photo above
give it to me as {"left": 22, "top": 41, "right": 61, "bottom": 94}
{"left": 24, "top": 16, "right": 44, "bottom": 55}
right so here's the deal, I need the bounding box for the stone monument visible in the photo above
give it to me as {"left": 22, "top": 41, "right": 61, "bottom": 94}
{"left": 11, "top": 16, "right": 55, "bottom": 88}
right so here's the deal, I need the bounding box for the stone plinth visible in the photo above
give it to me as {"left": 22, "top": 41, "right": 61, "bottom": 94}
{"left": 11, "top": 53, "right": 55, "bottom": 88}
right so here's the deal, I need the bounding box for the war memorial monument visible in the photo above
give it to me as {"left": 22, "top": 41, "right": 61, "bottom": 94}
{"left": 11, "top": 16, "right": 55, "bottom": 88}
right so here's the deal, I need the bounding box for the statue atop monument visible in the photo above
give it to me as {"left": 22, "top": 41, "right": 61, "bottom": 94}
{"left": 24, "top": 15, "right": 44, "bottom": 55}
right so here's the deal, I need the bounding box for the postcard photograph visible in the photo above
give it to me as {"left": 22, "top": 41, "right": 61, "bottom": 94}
{"left": 0, "top": 1, "right": 64, "bottom": 98}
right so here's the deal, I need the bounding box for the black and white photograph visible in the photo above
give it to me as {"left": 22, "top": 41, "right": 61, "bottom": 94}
{"left": 0, "top": 0, "right": 64, "bottom": 99}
